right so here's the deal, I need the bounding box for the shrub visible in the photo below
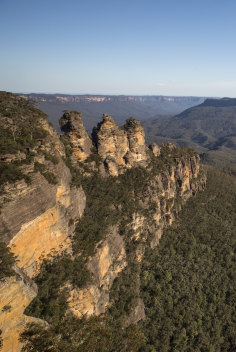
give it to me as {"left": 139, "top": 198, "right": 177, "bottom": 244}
{"left": 0, "top": 242, "right": 15, "bottom": 281}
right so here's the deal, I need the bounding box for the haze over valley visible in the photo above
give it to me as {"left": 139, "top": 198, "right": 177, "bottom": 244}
{"left": 20, "top": 93, "right": 205, "bottom": 132}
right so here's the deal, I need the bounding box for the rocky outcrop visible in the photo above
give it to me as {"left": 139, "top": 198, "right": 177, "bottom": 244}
{"left": 60, "top": 111, "right": 92, "bottom": 163}
{"left": 123, "top": 118, "right": 148, "bottom": 167}
{"left": 91, "top": 114, "right": 148, "bottom": 176}
{"left": 67, "top": 227, "right": 126, "bottom": 317}
{"left": 61, "top": 112, "right": 149, "bottom": 176}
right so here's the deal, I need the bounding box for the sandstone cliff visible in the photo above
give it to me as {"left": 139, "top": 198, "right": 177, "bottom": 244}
{"left": 0, "top": 93, "right": 86, "bottom": 351}
{"left": 68, "top": 227, "right": 126, "bottom": 317}
{"left": 0, "top": 95, "right": 206, "bottom": 351}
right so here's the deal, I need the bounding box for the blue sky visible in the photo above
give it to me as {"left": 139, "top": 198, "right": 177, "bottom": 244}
{"left": 0, "top": 0, "right": 236, "bottom": 96}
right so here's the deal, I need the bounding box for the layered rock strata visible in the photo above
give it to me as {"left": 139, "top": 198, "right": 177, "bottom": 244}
{"left": 0, "top": 176, "right": 85, "bottom": 351}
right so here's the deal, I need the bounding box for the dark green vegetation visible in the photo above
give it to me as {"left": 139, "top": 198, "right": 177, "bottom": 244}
{"left": 20, "top": 316, "right": 146, "bottom": 352}
{"left": 0, "top": 92, "right": 48, "bottom": 155}
{"left": 0, "top": 92, "right": 62, "bottom": 189}
{"left": 20, "top": 93, "right": 204, "bottom": 132}
{"left": 73, "top": 168, "right": 149, "bottom": 256}
{"left": 140, "top": 167, "right": 236, "bottom": 351}
{"left": 0, "top": 161, "right": 31, "bottom": 185}
{"left": 21, "top": 167, "right": 236, "bottom": 351}
{"left": 0, "top": 92, "right": 49, "bottom": 186}
{"left": 143, "top": 98, "right": 236, "bottom": 167}
{"left": 0, "top": 242, "right": 15, "bottom": 281}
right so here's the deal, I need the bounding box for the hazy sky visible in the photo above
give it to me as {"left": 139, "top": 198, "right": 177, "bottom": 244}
{"left": 0, "top": 0, "right": 236, "bottom": 97}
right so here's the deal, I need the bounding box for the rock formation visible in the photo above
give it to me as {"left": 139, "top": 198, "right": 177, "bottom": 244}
{"left": 60, "top": 112, "right": 149, "bottom": 176}
{"left": 60, "top": 110, "right": 92, "bottom": 163}
{"left": 92, "top": 114, "right": 149, "bottom": 176}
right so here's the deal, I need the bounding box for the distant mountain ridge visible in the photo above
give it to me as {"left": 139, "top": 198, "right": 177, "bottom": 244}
{"left": 201, "top": 97, "right": 236, "bottom": 107}
{"left": 20, "top": 93, "right": 204, "bottom": 104}
{"left": 142, "top": 97, "right": 236, "bottom": 166}
{"left": 19, "top": 93, "right": 205, "bottom": 132}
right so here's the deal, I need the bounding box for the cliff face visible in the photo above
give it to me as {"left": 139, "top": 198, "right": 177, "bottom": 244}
{"left": 0, "top": 94, "right": 86, "bottom": 351}
{"left": 68, "top": 227, "right": 126, "bottom": 317}
{"left": 129, "top": 151, "right": 204, "bottom": 253}
{"left": 0, "top": 95, "right": 206, "bottom": 351}
{"left": 0, "top": 180, "right": 85, "bottom": 350}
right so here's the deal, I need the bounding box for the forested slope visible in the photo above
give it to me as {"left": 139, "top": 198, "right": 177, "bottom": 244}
{"left": 143, "top": 98, "right": 236, "bottom": 167}
{"left": 20, "top": 168, "right": 236, "bottom": 351}
{"left": 140, "top": 167, "right": 236, "bottom": 351}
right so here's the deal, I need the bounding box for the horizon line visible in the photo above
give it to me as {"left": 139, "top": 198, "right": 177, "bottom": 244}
{"left": 12, "top": 91, "right": 212, "bottom": 98}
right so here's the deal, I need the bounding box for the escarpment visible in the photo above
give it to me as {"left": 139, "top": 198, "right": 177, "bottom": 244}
{"left": 0, "top": 94, "right": 206, "bottom": 351}
{"left": 0, "top": 93, "right": 86, "bottom": 351}
{"left": 55, "top": 111, "right": 206, "bottom": 322}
